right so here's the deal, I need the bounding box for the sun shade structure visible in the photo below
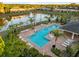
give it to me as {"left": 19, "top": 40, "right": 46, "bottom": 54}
{"left": 61, "top": 22, "right": 79, "bottom": 35}
{"left": 61, "top": 21, "right": 79, "bottom": 40}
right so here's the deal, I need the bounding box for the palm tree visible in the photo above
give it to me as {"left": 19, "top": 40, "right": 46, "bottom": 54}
{"left": 59, "top": 15, "right": 68, "bottom": 25}
{"left": 55, "top": 16, "right": 59, "bottom": 23}
{"left": 33, "top": 13, "right": 36, "bottom": 27}
{"left": 45, "top": 15, "right": 51, "bottom": 23}
{"left": 52, "top": 29, "right": 63, "bottom": 47}
{"left": 28, "top": 12, "right": 36, "bottom": 30}
{"left": 29, "top": 17, "right": 34, "bottom": 29}
{"left": 39, "top": 14, "right": 42, "bottom": 26}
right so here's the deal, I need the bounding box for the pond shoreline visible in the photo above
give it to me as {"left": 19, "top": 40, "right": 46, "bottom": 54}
{"left": 0, "top": 13, "right": 57, "bottom": 32}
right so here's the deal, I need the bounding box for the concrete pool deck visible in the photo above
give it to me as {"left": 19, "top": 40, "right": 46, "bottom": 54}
{"left": 19, "top": 23, "right": 66, "bottom": 57}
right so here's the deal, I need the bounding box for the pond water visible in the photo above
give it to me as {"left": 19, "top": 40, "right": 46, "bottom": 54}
{"left": 0, "top": 13, "right": 57, "bottom": 32}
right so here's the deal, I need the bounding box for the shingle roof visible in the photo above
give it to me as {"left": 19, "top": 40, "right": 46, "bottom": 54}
{"left": 61, "top": 22, "right": 79, "bottom": 34}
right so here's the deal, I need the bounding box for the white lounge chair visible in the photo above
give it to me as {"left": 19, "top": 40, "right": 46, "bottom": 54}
{"left": 62, "top": 44, "right": 67, "bottom": 47}
{"left": 63, "top": 42, "right": 70, "bottom": 46}
{"left": 49, "top": 34, "right": 54, "bottom": 39}
{"left": 28, "top": 43, "right": 33, "bottom": 48}
{"left": 65, "top": 41, "right": 70, "bottom": 44}
{"left": 19, "top": 36, "right": 22, "bottom": 39}
{"left": 62, "top": 39, "right": 74, "bottom": 47}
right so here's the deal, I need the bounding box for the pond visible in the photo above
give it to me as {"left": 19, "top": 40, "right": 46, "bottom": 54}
{"left": 0, "top": 13, "right": 57, "bottom": 32}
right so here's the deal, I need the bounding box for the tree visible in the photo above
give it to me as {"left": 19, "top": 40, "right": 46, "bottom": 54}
{"left": 28, "top": 47, "right": 43, "bottom": 57}
{"left": 55, "top": 16, "right": 59, "bottom": 22}
{"left": 45, "top": 15, "right": 51, "bottom": 23}
{"left": 59, "top": 15, "right": 69, "bottom": 24}
{"left": 52, "top": 29, "right": 63, "bottom": 47}
{"left": 2, "top": 33, "right": 29, "bottom": 57}
{"left": 21, "top": 47, "right": 43, "bottom": 57}
{"left": 0, "top": 36, "right": 5, "bottom": 56}
{"left": 66, "top": 42, "right": 79, "bottom": 57}
{"left": 29, "top": 17, "right": 34, "bottom": 29}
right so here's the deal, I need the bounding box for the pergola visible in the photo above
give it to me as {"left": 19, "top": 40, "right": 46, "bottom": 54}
{"left": 61, "top": 22, "right": 79, "bottom": 40}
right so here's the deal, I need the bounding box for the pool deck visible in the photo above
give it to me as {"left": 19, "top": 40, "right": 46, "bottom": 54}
{"left": 19, "top": 23, "right": 66, "bottom": 57}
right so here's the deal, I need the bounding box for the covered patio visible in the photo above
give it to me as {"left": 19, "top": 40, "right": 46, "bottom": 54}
{"left": 61, "top": 22, "right": 79, "bottom": 40}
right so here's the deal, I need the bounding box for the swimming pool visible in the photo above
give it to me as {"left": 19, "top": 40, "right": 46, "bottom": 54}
{"left": 28, "top": 24, "right": 60, "bottom": 47}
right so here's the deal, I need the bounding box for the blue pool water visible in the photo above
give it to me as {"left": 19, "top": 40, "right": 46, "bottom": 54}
{"left": 28, "top": 24, "right": 60, "bottom": 47}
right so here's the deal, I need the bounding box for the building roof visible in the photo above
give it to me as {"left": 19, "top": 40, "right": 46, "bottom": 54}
{"left": 61, "top": 22, "right": 79, "bottom": 35}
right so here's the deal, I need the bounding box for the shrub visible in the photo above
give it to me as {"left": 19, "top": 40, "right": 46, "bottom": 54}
{"left": 42, "top": 21, "right": 49, "bottom": 24}
{"left": 0, "top": 36, "right": 5, "bottom": 56}
{"left": 51, "top": 48, "right": 61, "bottom": 57}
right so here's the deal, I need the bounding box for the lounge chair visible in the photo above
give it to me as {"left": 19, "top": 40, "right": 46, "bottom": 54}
{"left": 45, "top": 33, "right": 54, "bottom": 41}
{"left": 28, "top": 43, "right": 33, "bottom": 48}
{"left": 49, "top": 34, "right": 54, "bottom": 38}
{"left": 19, "top": 36, "right": 22, "bottom": 39}
{"left": 62, "top": 44, "right": 67, "bottom": 47}
{"left": 63, "top": 42, "right": 70, "bottom": 46}
{"left": 62, "top": 39, "right": 74, "bottom": 47}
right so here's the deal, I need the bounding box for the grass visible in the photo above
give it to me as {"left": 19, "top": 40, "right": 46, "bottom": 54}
{"left": 0, "top": 26, "right": 3, "bottom": 30}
